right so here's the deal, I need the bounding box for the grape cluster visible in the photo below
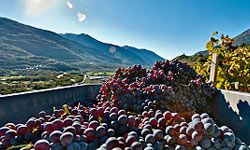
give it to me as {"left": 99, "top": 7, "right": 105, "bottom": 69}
{"left": 0, "top": 102, "right": 249, "bottom": 150}
{"left": 97, "top": 61, "right": 217, "bottom": 118}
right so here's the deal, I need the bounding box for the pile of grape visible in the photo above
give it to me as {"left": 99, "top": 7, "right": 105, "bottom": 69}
{"left": 97, "top": 61, "right": 216, "bottom": 118}
{"left": 0, "top": 102, "right": 249, "bottom": 150}
{"left": 0, "top": 61, "right": 248, "bottom": 149}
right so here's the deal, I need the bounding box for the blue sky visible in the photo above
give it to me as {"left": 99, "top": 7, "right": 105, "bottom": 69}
{"left": 0, "top": 0, "right": 250, "bottom": 59}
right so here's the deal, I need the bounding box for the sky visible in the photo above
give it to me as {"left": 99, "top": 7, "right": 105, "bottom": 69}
{"left": 0, "top": 0, "right": 250, "bottom": 59}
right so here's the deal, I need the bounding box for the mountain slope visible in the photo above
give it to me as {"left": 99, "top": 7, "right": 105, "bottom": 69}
{"left": 62, "top": 33, "right": 164, "bottom": 66}
{"left": 234, "top": 29, "right": 250, "bottom": 46}
{"left": 0, "top": 17, "right": 164, "bottom": 71}
{"left": 122, "top": 46, "right": 165, "bottom": 66}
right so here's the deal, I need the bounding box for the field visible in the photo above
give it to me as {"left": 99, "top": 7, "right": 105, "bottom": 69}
{"left": 0, "top": 71, "right": 113, "bottom": 95}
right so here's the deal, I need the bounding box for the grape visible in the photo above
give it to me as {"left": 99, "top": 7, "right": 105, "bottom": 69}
{"left": 118, "top": 115, "right": 128, "bottom": 125}
{"left": 119, "top": 141, "right": 126, "bottom": 149}
{"left": 178, "top": 134, "right": 188, "bottom": 145}
{"left": 153, "top": 129, "right": 163, "bottom": 141}
{"left": 143, "top": 124, "right": 152, "bottom": 131}
{"left": 26, "top": 118, "right": 36, "bottom": 130}
{"left": 141, "top": 129, "right": 151, "bottom": 137}
{"left": 131, "top": 141, "right": 143, "bottom": 150}
{"left": 88, "top": 120, "right": 99, "bottom": 130}
{"left": 166, "top": 126, "right": 177, "bottom": 136}
{"left": 200, "top": 137, "right": 212, "bottom": 149}
{"left": 96, "top": 126, "right": 107, "bottom": 138}
{"left": 200, "top": 113, "right": 209, "bottom": 119}
{"left": 128, "top": 131, "right": 138, "bottom": 139}
{"left": 60, "top": 132, "right": 74, "bottom": 146}
{"left": 165, "top": 135, "right": 176, "bottom": 146}
{"left": 201, "top": 117, "right": 214, "bottom": 125}
{"left": 84, "top": 128, "right": 95, "bottom": 141}
{"left": 185, "top": 125, "right": 194, "bottom": 136}
{"left": 126, "top": 136, "right": 137, "bottom": 146}
{"left": 212, "top": 138, "right": 224, "bottom": 149}
{"left": 145, "top": 134, "right": 155, "bottom": 144}
{"left": 220, "top": 126, "right": 231, "bottom": 133}
{"left": 52, "top": 119, "right": 64, "bottom": 130}
{"left": 63, "top": 126, "right": 76, "bottom": 135}
{"left": 105, "top": 137, "right": 119, "bottom": 150}
{"left": 224, "top": 132, "right": 235, "bottom": 142}
{"left": 149, "top": 118, "right": 157, "bottom": 127}
{"left": 50, "top": 130, "right": 62, "bottom": 143}
{"left": 192, "top": 131, "right": 203, "bottom": 143}
{"left": 4, "top": 129, "right": 16, "bottom": 141}
{"left": 192, "top": 114, "right": 201, "bottom": 121}
{"left": 179, "top": 126, "right": 187, "bottom": 134}
{"left": 44, "top": 122, "right": 54, "bottom": 134}
{"left": 63, "top": 118, "right": 73, "bottom": 127}
{"left": 175, "top": 145, "right": 186, "bottom": 150}
{"left": 34, "top": 139, "right": 50, "bottom": 150}
{"left": 107, "top": 129, "right": 115, "bottom": 137}
{"left": 204, "top": 123, "right": 215, "bottom": 135}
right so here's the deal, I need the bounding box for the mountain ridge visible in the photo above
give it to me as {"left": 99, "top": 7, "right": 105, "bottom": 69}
{"left": 234, "top": 28, "right": 250, "bottom": 46}
{"left": 62, "top": 33, "right": 164, "bottom": 66}
{"left": 0, "top": 17, "right": 164, "bottom": 72}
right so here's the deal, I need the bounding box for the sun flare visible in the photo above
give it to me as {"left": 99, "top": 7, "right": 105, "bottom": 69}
{"left": 25, "top": 0, "right": 55, "bottom": 16}
{"left": 33, "top": 0, "right": 42, "bottom": 3}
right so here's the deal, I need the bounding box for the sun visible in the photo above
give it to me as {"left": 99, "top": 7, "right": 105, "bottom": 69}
{"left": 33, "top": 0, "right": 42, "bottom": 2}
{"left": 25, "top": 0, "right": 55, "bottom": 16}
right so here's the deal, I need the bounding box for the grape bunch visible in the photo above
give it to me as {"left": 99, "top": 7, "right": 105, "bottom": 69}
{"left": 97, "top": 61, "right": 217, "bottom": 118}
{"left": 0, "top": 101, "right": 249, "bottom": 150}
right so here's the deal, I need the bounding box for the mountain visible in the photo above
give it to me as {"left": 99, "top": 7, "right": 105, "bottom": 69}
{"left": 0, "top": 17, "right": 164, "bottom": 72}
{"left": 62, "top": 33, "right": 164, "bottom": 66}
{"left": 193, "top": 50, "right": 208, "bottom": 57}
{"left": 234, "top": 29, "right": 250, "bottom": 46}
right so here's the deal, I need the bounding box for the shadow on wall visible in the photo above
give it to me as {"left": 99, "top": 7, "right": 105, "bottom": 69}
{"left": 212, "top": 90, "right": 250, "bottom": 144}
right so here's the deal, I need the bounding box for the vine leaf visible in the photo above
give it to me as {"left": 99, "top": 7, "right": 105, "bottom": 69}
{"left": 206, "top": 41, "right": 213, "bottom": 51}
{"left": 212, "top": 31, "right": 218, "bottom": 36}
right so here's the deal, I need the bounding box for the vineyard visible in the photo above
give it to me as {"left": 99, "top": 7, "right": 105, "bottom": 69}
{"left": 176, "top": 32, "right": 250, "bottom": 93}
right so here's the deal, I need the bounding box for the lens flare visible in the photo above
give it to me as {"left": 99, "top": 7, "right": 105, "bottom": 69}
{"left": 25, "top": 0, "right": 56, "bottom": 16}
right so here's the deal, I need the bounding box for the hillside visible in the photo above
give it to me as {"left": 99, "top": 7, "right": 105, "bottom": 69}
{"left": 0, "top": 17, "right": 164, "bottom": 72}
{"left": 62, "top": 33, "right": 164, "bottom": 66}
{"left": 234, "top": 29, "right": 250, "bottom": 46}
{"left": 172, "top": 52, "right": 207, "bottom": 66}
